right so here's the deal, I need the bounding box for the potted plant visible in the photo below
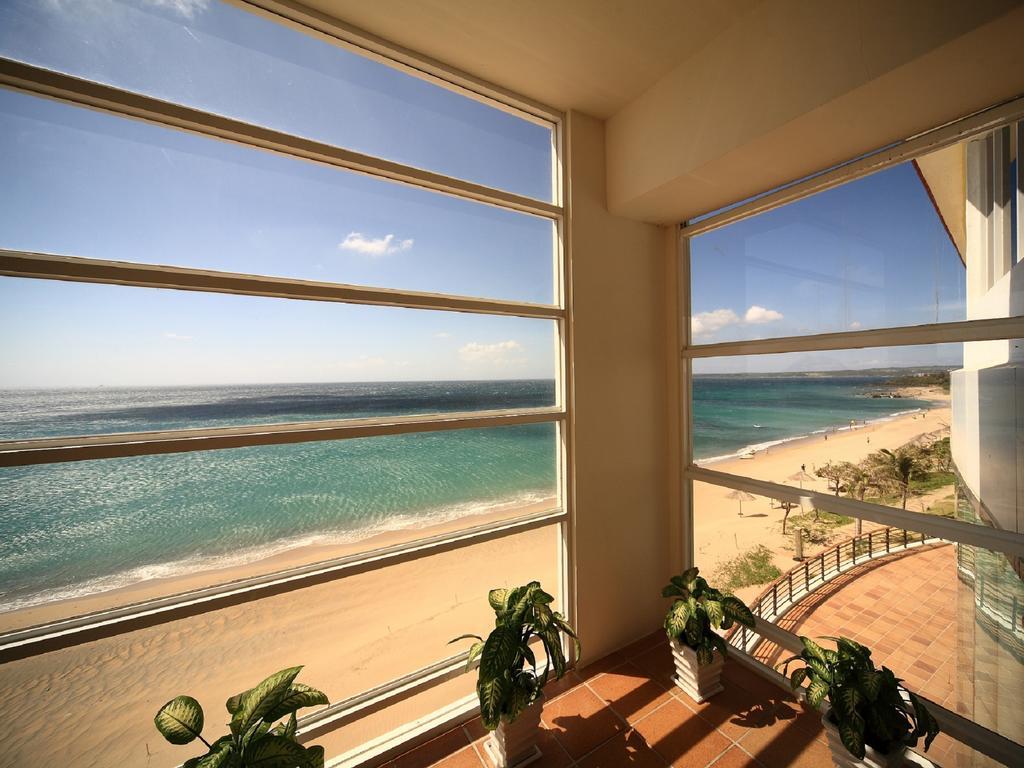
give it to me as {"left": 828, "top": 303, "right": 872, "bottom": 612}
{"left": 661, "top": 566, "right": 755, "bottom": 701}
{"left": 154, "top": 665, "right": 328, "bottom": 768}
{"left": 781, "top": 636, "right": 939, "bottom": 768}
{"left": 451, "top": 581, "right": 579, "bottom": 768}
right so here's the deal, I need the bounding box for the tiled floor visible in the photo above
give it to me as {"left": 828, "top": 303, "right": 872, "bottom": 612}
{"left": 386, "top": 632, "right": 831, "bottom": 768}
{"left": 752, "top": 543, "right": 958, "bottom": 710}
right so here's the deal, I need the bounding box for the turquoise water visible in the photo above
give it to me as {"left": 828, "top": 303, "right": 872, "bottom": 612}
{"left": 0, "top": 376, "right": 929, "bottom": 611}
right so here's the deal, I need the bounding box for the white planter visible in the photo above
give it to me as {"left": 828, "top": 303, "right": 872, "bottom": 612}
{"left": 821, "top": 714, "right": 908, "bottom": 768}
{"left": 670, "top": 638, "right": 723, "bottom": 702}
{"left": 483, "top": 699, "right": 543, "bottom": 768}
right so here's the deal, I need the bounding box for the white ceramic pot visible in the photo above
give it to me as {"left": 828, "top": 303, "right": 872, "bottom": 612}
{"left": 821, "top": 714, "right": 908, "bottom": 768}
{"left": 669, "top": 638, "right": 724, "bottom": 702}
{"left": 483, "top": 698, "right": 543, "bottom": 768}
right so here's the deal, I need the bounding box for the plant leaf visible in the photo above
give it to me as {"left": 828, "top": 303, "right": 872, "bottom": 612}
{"left": 839, "top": 720, "right": 866, "bottom": 759}
{"left": 230, "top": 667, "right": 302, "bottom": 736}
{"left": 478, "top": 676, "right": 509, "bottom": 730}
{"left": 264, "top": 683, "right": 329, "bottom": 721}
{"left": 305, "top": 745, "right": 325, "bottom": 768}
{"left": 859, "top": 669, "right": 882, "bottom": 701}
{"left": 789, "top": 667, "right": 807, "bottom": 690}
{"left": 695, "top": 644, "right": 714, "bottom": 666}
{"left": 195, "top": 737, "right": 240, "bottom": 768}
{"left": 837, "top": 686, "right": 861, "bottom": 718}
{"left": 661, "top": 584, "right": 684, "bottom": 598}
{"left": 155, "top": 695, "right": 205, "bottom": 745}
{"left": 244, "top": 734, "right": 314, "bottom": 767}
{"left": 449, "top": 633, "right": 484, "bottom": 645}
{"left": 806, "top": 679, "right": 829, "bottom": 709}
{"left": 488, "top": 589, "right": 510, "bottom": 612}
{"left": 480, "top": 626, "right": 521, "bottom": 680}
{"left": 721, "top": 596, "right": 754, "bottom": 628}
{"left": 704, "top": 600, "right": 724, "bottom": 628}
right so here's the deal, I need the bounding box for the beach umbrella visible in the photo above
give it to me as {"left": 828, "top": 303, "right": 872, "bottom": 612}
{"left": 787, "top": 470, "right": 815, "bottom": 489}
{"left": 725, "top": 489, "right": 756, "bottom": 516}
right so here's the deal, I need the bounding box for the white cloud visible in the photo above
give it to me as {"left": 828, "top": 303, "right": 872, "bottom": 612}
{"left": 849, "top": 320, "right": 863, "bottom": 330}
{"left": 691, "top": 305, "right": 784, "bottom": 336}
{"left": 744, "top": 305, "right": 784, "bottom": 324}
{"left": 458, "top": 340, "right": 525, "bottom": 366}
{"left": 691, "top": 309, "right": 740, "bottom": 336}
{"left": 339, "top": 232, "right": 414, "bottom": 256}
{"left": 163, "top": 332, "right": 193, "bottom": 341}
{"left": 140, "top": 0, "right": 211, "bottom": 18}
{"left": 434, "top": 332, "right": 452, "bottom": 339}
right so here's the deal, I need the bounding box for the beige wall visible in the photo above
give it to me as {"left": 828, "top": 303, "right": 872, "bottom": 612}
{"left": 607, "top": 0, "right": 1024, "bottom": 223}
{"left": 567, "top": 111, "right": 676, "bottom": 662}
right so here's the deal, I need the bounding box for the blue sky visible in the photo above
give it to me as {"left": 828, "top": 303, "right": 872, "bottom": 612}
{"left": 0, "top": 0, "right": 967, "bottom": 385}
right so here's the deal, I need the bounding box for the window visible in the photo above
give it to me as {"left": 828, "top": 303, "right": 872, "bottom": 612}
{"left": 0, "top": 3, "right": 570, "bottom": 767}
{"left": 681, "top": 118, "right": 1024, "bottom": 765}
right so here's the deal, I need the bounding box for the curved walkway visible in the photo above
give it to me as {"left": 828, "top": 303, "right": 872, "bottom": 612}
{"left": 750, "top": 544, "right": 957, "bottom": 708}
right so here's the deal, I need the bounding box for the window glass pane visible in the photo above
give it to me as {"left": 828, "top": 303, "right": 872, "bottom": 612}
{"left": 0, "top": 423, "right": 558, "bottom": 630}
{"left": 0, "top": 522, "right": 563, "bottom": 768}
{"left": 0, "top": 278, "right": 557, "bottom": 439}
{"left": 733, "top": 532, "right": 1022, "bottom": 750}
{"left": 689, "top": 129, "right": 1023, "bottom": 343}
{"left": 0, "top": 90, "right": 556, "bottom": 304}
{"left": 0, "top": 0, "right": 553, "bottom": 201}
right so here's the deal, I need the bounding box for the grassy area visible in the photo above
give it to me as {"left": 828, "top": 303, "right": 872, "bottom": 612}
{"left": 714, "top": 545, "right": 782, "bottom": 590}
{"left": 786, "top": 509, "right": 853, "bottom": 546}
{"left": 910, "top": 471, "right": 956, "bottom": 493}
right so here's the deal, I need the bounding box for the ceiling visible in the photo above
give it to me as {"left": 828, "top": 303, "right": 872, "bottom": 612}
{"left": 299, "top": 0, "right": 762, "bottom": 118}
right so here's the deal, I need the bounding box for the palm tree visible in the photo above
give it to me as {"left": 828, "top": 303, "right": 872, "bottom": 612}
{"left": 842, "top": 464, "right": 874, "bottom": 535}
{"left": 869, "top": 447, "right": 921, "bottom": 510}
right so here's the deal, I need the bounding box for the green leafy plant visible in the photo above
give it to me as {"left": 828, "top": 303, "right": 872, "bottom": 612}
{"left": 781, "top": 636, "right": 939, "bottom": 760}
{"left": 451, "top": 581, "right": 579, "bottom": 730}
{"left": 713, "top": 545, "right": 782, "bottom": 589}
{"left": 154, "top": 666, "right": 328, "bottom": 768}
{"left": 662, "top": 566, "right": 754, "bottom": 665}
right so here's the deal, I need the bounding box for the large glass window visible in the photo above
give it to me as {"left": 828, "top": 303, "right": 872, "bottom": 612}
{"left": 685, "top": 124, "right": 1023, "bottom": 764}
{"left": 0, "top": 3, "right": 567, "bottom": 766}
{"left": 0, "top": 0, "right": 554, "bottom": 200}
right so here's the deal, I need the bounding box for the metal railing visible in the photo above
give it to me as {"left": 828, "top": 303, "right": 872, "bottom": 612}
{"left": 729, "top": 526, "right": 941, "bottom": 654}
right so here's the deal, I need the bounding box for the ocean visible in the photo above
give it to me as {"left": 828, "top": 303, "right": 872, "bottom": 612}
{"left": 0, "top": 375, "right": 929, "bottom": 613}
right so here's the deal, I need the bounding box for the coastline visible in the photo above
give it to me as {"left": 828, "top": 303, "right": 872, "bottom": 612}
{"left": 0, "top": 386, "right": 952, "bottom": 767}
{"left": 0, "top": 494, "right": 557, "bottom": 634}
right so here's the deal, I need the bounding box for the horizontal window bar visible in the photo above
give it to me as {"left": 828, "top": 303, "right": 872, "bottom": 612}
{"left": 681, "top": 93, "right": 1024, "bottom": 237}
{"left": 686, "top": 466, "right": 1024, "bottom": 558}
{"left": 243, "top": 0, "right": 563, "bottom": 127}
{"left": 0, "top": 506, "right": 565, "bottom": 663}
{"left": 0, "top": 250, "right": 565, "bottom": 320}
{"left": 0, "top": 59, "right": 562, "bottom": 222}
{"left": 732, "top": 618, "right": 1024, "bottom": 768}
{"left": 682, "top": 317, "right": 1023, "bottom": 358}
{"left": 0, "top": 407, "right": 564, "bottom": 467}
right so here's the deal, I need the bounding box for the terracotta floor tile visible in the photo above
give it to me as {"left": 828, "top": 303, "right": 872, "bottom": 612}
{"left": 588, "top": 663, "right": 675, "bottom": 724}
{"left": 433, "top": 746, "right": 484, "bottom": 768}
{"left": 630, "top": 643, "right": 675, "bottom": 687}
{"left": 578, "top": 652, "right": 629, "bottom": 681}
{"left": 577, "top": 729, "right": 667, "bottom": 768}
{"left": 738, "top": 713, "right": 833, "bottom": 768}
{"left": 394, "top": 727, "right": 471, "bottom": 768}
{"left": 633, "top": 699, "right": 731, "bottom": 768}
{"left": 621, "top": 631, "right": 667, "bottom": 660}
{"left": 707, "top": 746, "right": 765, "bottom": 768}
{"left": 542, "top": 685, "right": 625, "bottom": 759}
{"left": 684, "top": 683, "right": 777, "bottom": 741}
{"left": 544, "top": 671, "right": 585, "bottom": 702}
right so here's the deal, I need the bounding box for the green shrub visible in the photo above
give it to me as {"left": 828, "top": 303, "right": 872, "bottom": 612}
{"left": 714, "top": 545, "right": 782, "bottom": 589}
{"left": 451, "top": 581, "right": 579, "bottom": 730}
{"left": 154, "top": 666, "right": 327, "bottom": 768}
{"left": 661, "top": 567, "right": 754, "bottom": 665}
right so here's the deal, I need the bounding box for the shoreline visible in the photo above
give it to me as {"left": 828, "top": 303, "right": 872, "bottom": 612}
{"left": 0, "top": 494, "right": 557, "bottom": 634}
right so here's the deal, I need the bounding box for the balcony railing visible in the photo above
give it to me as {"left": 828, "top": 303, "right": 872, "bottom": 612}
{"left": 729, "top": 526, "right": 942, "bottom": 654}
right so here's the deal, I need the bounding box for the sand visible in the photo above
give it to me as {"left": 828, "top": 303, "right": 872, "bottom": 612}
{"left": 0, "top": 388, "right": 951, "bottom": 767}
{"left": 694, "top": 387, "right": 951, "bottom": 603}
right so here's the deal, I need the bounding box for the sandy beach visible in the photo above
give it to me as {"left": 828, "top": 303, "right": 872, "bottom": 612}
{"left": 0, "top": 388, "right": 951, "bottom": 767}
{"left": 695, "top": 386, "right": 951, "bottom": 602}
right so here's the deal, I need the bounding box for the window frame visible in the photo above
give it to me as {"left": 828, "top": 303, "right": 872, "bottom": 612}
{"left": 0, "top": 1, "right": 575, "bottom": 762}
{"left": 678, "top": 98, "right": 1024, "bottom": 767}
